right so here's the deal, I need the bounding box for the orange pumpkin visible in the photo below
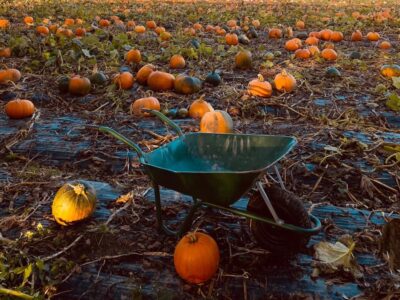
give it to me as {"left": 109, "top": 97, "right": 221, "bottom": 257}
{"left": 225, "top": 33, "right": 239, "bottom": 46}
{"left": 174, "top": 75, "right": 201, "bottom": 95}
{"left": 252, "top": 19, "right": 261, "bottom": 28}
{"left": 285, "top": 38, "right": 302, "bottom": 51}
{"left": 134, "top": 25, "right": 146, "bottom": 33}
{"left": 5, "top": 99, "right": 35, "bottom": 119}
{"left": 99, "top": 19, "right": 110, "bottom": 27}
{"left": 274, "top": 69, "right": 296, "bottom": 93}
{"left": 24, "top": 16, "right": 34, "bottom": 25}
{"left": 323, "top": 42, "right": 335, "bottom": 49}
{"left": 193, "top": 23, "right": 203, "bottom": 30}
{"left": 174, "top": 232, "right": 220, "bottom": 284}
{"left": 235, "top": 50, "right": 252, "bottom": 69}
{"left": 69, "top": 76, "right": 91, "bottom": 96}
{"left": 321, "top": 48, "right": 338, "bottom": 61}
{"left": 147, "top": 71, "right": 175, "bottom": 91}
{"left": 75, "top": 28, "right": 86, "bottom": 37}
{"left": 295, "top": 20, "right": 305, "bottom": 29}
{"left": 155, "top": 26, "right": 165, "bottom": 35}
{"left": 295, "top": 48, "right": 311, "bottom": 59}
{"left": 200, "top": 110, "right": 233, "bottom": 134}
{"left": 319, "top": 29, "right": 333, "bottom": 41}
{"left": 136, "top": 64, "right": 155, "bottom": 85}
{"left": 205, "top": 25, "right": 214, "bottom": 32}
{"left": 227, "top": 20, "right": 237, "bottom": 27}
{"left": 189, "top": 95, "right": 214, "bottom": 119}
{"left": 308, "top": 45, "right": 320, "bottom": 56}
{"left": 75, "top": 18, "right": 84, "bottom": 25}
{"left": 366, "top": 32, "right": 380, "bottom": 41}
{"left": 146, "top": 20, "right": 157, "bottom": 29}
{"left": 127, "top": 20, "right": 136, "bottom": 28}
{"left": 49, "top": 24, "right": 58, "bottom": 33}
{"left": 36, "top": 25, "right": 49, "bottom": 36}
{"left": 351, "top": 30, "right": 363, "bottom": 41}
{"left": 170, "top": 54, "right": 186, "bottom": 69}
{"left": 125, "top": 49, "right": 142, "bottom": 64}
{"left": 248, "top": 74, "right": 272, "bottom": 98}
{"left": 379, "top": 41, "right": 391, "bottom": 49}
{"left": 64, "top": 18, "right": 75, "bottom": 26}
{"left": 0, "top": 19, "right": 10, "bottom": 29}
{"left": 305, "top": 36, "right": 319, "bottom": 46}
{"left": 330, "top": 31, "right": 343, "bottom": 42}
{"left": 0, "top": 47, "right": 11, "bottom": 58}
{"left": 114, "top": 72, "right": 134, "bottom": 90}
{"left": 0, "top": 69, "right": 21, "bottom": 84}
{"left": 215, "top": 28, "right": 226, "bottom": 36}
{"left": 131, "top": 97, "right": 160, "bottom": 116}
{"left": 309, "top": 31, "right": 321, "bottom": 39}
{"left": 269, "top": 28, "right": 282, "bottom": 39}
{"left": 380, "top": 65, "right": 400, "bottom": 77}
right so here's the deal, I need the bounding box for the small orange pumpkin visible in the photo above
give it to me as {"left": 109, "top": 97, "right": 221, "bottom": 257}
{"left": 24, "top": 16, "right": 34, "bottom": 25}
{"left": 0, "top": 47, "right": 11, "bottom": 58}
{"left": 351, "top": 30, "right": 363, "bottom": 41}
{"left": 323, "top": 42, "right": 335, "bottom": 49}
{"left": 215, "top": 28, "right": 226, "bottom": 36}
{"left": 189, "top": 95, "right": 214, "bottom": 119}
{"left": 269, "top": 28, "right": 282, "bottom": 39}
{"left": 64, "top": 18, "right": 75, "bottom": 26}
{"left": 147, "top": 71, "right": 175, "bottom": 91}
{"left": 69, "top": 76, "right": 91, "bottom": 96}
{"left": 379, "top": 41, "right": 391, "bottom": 50}
{"left": 0, "top": 19, "right": 10, "bottom": 29}
{"left": 225, "top": 33, "right": 239, "bottom": 46}
{"left": 309, "top": 31, "right": 321, "bottom": 39}
{"left": 248, "top": 74, "right": 272, "bottom": 98}
{"left": 295, "top": 20, "right": 305, "bottom": 29}
{"left": 155, "top": 26, "right": 165, "bottom": 35}
{"left": 75, "top": 28, "right": 86, "bottom": 37}
{"left": 330, "top": 31, "right": 343, "bottom": 42}
{"left": 205, "top": 25, "right": 214, "bottom": 32}
{"left": 134, "top": 25, "right": 146, "bottom": 33}
{"left": 174, "top": 232, "right": 220, "bottom": 284}
{"left": 285, "top": 38, "right": 302, "bottom": 51}
{"left": 170, "top": 54, "right": 186, "bottom": 69}
{"left": 146, "top": 20, "right": 157, "bottom": 29}
{"left": 99, "top": 19, "right": 110, "bottom": 27}
{"left": 227, "top": 20, "right": 237, "bottom": 27}
{"left": 125, "top": 49, "right": 142, "bottom": 64}
{"left": 295, "top": 48, "right": 311, "bottom": 59}
{"left": 252, "top": 19, "right": 261, "bottom": 28}
{"left": 380, "top": 65, "right": 400, "bottom": 77}
{"left": 305, "top": 36, "right": 319, "bottom": 46}
{"left": 136, "top": 64, "right": 155, "bottom": 85}
{"left": 126, "top": 20, "right": 136, "bottom": 28}
{"left": 36, "top": 25, "right": 49, "bottom": 36}
{"left": 366, "top": 32, "right": 380, "bottom": 41}
{"left": 200, "top": 110, "right": 233, "bottom": 134}
{"left": 113, "top": 72, "right": 134, "bottom": 90}
{"left": 274, "top": 69, "right": 296, "bottom": 93}
{"left": 321, "top": 48, "right": 338, "bottom": 61}
{"left": 319, "top": 29, "right": 333, "bottom": 41}
{"left": 160, "top": 31, "right": 172, "bottom": 41}
{"left": 5, "top": 99, "right": 35, "bottom": 119}
{"left": 193, "top": 23, "right": 203, "bottom": 30}
{"left": 131, "top": 97, "right": 160, "bottom": 116}
{"left": 0, "top": 69, "right": 21, "bottom": 84}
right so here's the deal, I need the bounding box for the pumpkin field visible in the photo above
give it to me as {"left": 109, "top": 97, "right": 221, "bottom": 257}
{"left": 1, "top": 0, "right": 400, "bottom": 299}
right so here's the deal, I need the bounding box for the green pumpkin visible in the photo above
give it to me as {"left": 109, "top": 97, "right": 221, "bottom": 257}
{"left": 174, "top": 75, "right": 202, "bottom": 95}
{"left": 205, "top": 71, "right": 221, "bottom": 86}
{"left": 90, "top": 72, "right": 108, "bottom": 85}
{"left": 52, "top": 181, "right": 96, "bottom": 226}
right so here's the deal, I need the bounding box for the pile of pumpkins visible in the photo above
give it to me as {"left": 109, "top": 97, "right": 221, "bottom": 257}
{"left": 52, "top": 180, "right": 220, "bottom": 284}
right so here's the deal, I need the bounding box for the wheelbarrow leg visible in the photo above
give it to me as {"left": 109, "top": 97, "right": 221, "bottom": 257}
{"left": 153, "top": 183, "right": 201, "bottom": 237}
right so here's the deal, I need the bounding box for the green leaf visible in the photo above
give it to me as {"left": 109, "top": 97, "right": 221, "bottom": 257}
{"left": 392, "top": 77, "right": 400, "bottom": 89}
{"left": 386, "top": 93, "right": 400, "bottom": 111}
{"left": 20, "top": 263, "right": 32, "bottom": 287}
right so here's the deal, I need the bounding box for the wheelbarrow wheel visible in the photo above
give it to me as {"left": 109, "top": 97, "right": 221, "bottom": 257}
{"left": 247, "top": 184, "right": 312, "bottom": 253}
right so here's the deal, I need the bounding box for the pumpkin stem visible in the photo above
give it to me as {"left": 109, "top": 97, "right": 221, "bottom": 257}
{"left": 71, "top": 183, "right": 88, "bottom": 199}
{"left": 187, "top": 232, "right": 198, "bottom": 243}
{"left": 257, "top": 74, "right": 264, "bottom": 82}
{"left": 281, "top": 69, "right": 288, "bottom": 77}
{"left": 198, "top": 94, "right": 206, "bottom": 102}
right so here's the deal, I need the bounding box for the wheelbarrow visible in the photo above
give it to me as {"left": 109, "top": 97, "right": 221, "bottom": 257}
{"left": 98, "top": 109, "right": 321, "bottom": 253}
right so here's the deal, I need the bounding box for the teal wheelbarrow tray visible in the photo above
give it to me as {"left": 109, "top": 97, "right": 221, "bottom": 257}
{"left": 99, "top": 109, "right": 321, "bottom": 253}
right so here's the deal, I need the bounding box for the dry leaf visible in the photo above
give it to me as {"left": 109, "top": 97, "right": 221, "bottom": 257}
{"left": 115, "top": 191, "right": 134, "bottom": 204}
{"left": 314, "top": 237, "right": 362, "bottom": 278}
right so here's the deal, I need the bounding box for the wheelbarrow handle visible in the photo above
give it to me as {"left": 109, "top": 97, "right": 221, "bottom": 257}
{"left": 142, "top": 109, "right": 184, "bottom": 137}
{"left": 98, "top": 126, "right": 146, "bottom": 163}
